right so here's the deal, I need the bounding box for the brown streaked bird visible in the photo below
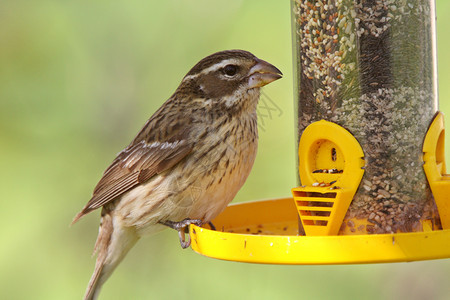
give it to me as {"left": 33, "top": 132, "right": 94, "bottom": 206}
{"left": 73, "top": 50, "right": 282, "bottom": 300}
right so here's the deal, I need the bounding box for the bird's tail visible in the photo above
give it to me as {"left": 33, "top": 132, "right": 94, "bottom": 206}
{"left": 83, "top": 211, "right": 139, "bottom": 300}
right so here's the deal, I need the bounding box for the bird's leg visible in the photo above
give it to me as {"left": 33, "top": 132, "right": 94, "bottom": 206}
{"left": 159, "top": 218, "right": 203, "bottom": 249}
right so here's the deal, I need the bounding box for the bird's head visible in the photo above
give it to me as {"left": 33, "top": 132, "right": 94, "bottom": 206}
{"left": 179, "top": 50, "right": 282, "bottom": 112}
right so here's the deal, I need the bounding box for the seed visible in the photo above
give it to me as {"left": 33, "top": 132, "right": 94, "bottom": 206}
{"left": 378, "top": 189, "right": 390, "bottom": 198}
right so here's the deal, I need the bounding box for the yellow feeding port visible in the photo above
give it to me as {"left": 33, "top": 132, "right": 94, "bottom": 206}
{"left": 292, "top": 120, "right": 365, "bottom": 236}
{"left": 423, "top": 112, "right": 450, "bottom": 229}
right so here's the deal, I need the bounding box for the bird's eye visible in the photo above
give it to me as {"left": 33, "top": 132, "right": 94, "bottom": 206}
{"left": 222, "top": 64, "right": 238, "bottom": 77}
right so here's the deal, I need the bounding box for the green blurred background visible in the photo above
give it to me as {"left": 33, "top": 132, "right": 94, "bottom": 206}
{"left": 1, "top": 0, "right": 449, "bottom": 299}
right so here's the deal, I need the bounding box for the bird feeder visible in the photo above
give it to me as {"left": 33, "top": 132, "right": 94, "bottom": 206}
{"left": 189, "top": 0, "right": 450, "bottom": 264}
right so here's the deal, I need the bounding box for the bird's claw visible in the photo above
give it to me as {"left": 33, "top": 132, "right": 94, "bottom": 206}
{"left": 208, "top": 221, "right": 216, "bottom": 231}
{"left": 159, "top": 218, "right": 203, "bottom": 248}
{"left": 178, "top": 230, "right": 191, "bottom": 249}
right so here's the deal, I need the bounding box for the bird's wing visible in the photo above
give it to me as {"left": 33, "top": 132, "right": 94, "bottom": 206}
{"left": 72, "top": 125, "right": 193, "bottom": 223}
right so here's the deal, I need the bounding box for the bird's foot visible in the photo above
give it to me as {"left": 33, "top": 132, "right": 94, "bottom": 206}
{"left": 159, "top": 218, "right": 203, "bottom": 249}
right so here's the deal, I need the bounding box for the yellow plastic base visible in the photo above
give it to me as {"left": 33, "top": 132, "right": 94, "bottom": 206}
{"left": 190, "top": 198, "right": 450, "bottom": 264}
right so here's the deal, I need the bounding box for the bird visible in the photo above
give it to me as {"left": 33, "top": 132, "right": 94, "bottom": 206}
{"left": 72, "top": 49, "right": 282, "bottom": 300}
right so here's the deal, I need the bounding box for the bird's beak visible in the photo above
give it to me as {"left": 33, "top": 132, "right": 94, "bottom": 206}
{"left": 248, "top": 58, "right": 283, "bottom": 88}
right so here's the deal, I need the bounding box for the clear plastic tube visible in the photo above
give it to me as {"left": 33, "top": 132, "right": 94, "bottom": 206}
{"left": 292, "top": 0, "right": 440, "bottom": 233}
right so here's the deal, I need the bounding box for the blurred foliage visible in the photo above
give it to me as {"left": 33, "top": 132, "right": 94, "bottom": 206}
{"left": 0, "top": 0, "right": 449, "bottom": 299}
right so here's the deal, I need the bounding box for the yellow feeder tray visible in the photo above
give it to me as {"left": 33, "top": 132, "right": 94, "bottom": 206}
{"left": 189, "top": 115, "right": 450, "bottom": 264}
{"left": 291, "top": 120, "right": 365, "bottom": 236}
{"left": 190, "top": 198, "right": 450, "bottom": 264}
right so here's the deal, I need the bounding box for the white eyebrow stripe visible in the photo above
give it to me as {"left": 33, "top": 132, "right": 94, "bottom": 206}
{"left": 199, "top": 59, "right": 240, "bottom": 74}
{"left": 182, "top": 58, "right": 241, "bottom": 81}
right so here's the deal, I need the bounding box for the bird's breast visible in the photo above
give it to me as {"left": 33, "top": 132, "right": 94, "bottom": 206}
{"left": 185, "top": 114, "right": 258, "bottom": 221}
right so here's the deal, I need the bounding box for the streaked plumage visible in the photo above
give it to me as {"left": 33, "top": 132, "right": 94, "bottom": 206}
{"left": 73, "top": 50, "right": 282, "bottom": 300}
